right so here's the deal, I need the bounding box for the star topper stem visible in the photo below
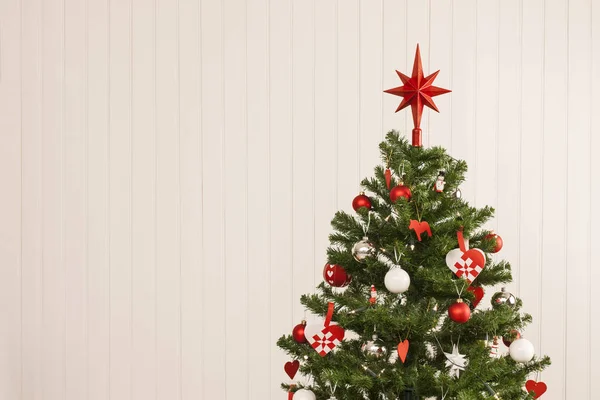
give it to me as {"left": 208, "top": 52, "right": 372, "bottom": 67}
{"left": 384, "top": 44, "right": 451, "bottom": 147}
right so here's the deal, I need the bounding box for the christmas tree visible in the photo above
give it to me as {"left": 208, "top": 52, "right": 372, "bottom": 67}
{"left": 277, "top": 45, "right": 550, "bottom": 400}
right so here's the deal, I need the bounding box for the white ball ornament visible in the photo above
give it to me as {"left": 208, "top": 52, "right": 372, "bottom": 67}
{"left": 384, "top": 268, "right": 410, "bottom": 294}
{"left": 509, "top": 338, "right": 535, "bottom": 363}
{"left": 294, "top": 389, "right": 316, "bottom": 400}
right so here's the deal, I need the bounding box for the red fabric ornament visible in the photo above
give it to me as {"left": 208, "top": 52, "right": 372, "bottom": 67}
{"left": 352, "top": 192, "right": 372, "bottom": 211}
{"left": 304, "top": 302, "right": 345, "bottom": 356}
{"left": 448, "top": 299, "right": 471, "bottom": 323}
{"left": 390, "top": 184, "right": 412, "bottom": 202}
{"left": 385, "top": 168, "right": 392, "bottom": 189}
{"left": 284, "top": 360, "right": 300, "bottom": 379}
{"left": 323, "top": 263, "right": 351, "bottom": 287}
{"left": 445, "top": 230, "right": 486, "bottom": 284}
{"left": 525, "top": 380, "right": 547, "bottom": 399}
{"left": 397, "top": 340, "right": 409, "bottom": 363}
{"left": 408, "top": 219, "right": 432, "bottom": 241}
{"left": 384, "top": 44, "right": 451, "bottom": 147}
{"left": 467, "top": 286, "right": 484, "bottom": 308}
{"left": 502, "top": 330, "right": 521, "bottom": 347}
{"left": 292, "top": 321, "right": 307, "bottom": 344}
{"left": 485, "top": 232, "right": 503, "bottom": 253}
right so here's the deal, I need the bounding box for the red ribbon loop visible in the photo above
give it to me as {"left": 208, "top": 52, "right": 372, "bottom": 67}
{"left": 324, "top": 302, "right": 335, "bottom": 326}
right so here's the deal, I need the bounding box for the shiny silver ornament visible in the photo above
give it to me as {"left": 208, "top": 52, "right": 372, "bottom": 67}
{"left": 352, "top": 236, "right": 375, "bottom": 262}
{"left": 453, "top": 188, "right": 462, "bottom": 199}
{"left": 491, "top": 287, "right": 516, "bottom": 308}
{"left": 362, "top": 333, "right": 386, "bottom": 357}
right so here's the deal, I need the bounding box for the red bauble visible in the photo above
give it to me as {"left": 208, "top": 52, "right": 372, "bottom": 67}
{"left": 352, "top": 192, "right": 372, "bottom": 211}
{"left": 485, "top": 232, "right": 503, "bottom": 253}
{"left": 323, "top": 263, "right": 351, "bottom": 287}
{"left": 390, "top": 184, "right": 412, "bottom": 202}
{"left": 448, "top": 299, "right": 471, "bottom": 323}
{"left": 502, "top": 330, "right": 521, "bottom": 347}
{"left": 292, "top": 320, "right": 307, "bottom": 343}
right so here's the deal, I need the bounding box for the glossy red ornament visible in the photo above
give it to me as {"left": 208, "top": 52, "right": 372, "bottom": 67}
{"left": 323, "top": 263, "right": 351, "bottom": 287}
{"left": 352, "top": 192, "right": 372, "bottom": 211}
{"left": 502, "top": 330, "right": 521, "bottom": 347}
{"left": 384, "top": 44, "right": 451, "bottom": 147}
{"left": 448, "top": 299, "right": 471, "bottom": 323}
{"left": 292, "top": 321, "right": 307, "bottom": 344}
{"left": 485, "top": 232, "right": 503, "bottom": 253}
{"left": 390, "top": 184, "right": 412, "bottom": 202}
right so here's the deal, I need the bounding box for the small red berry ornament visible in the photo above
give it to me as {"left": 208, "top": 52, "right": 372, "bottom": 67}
{"left": 323, "top": 263, "right": 351, "bottom": 287}
{"left": 352, "top": 192, "right": 372, "bottom": 211}
{"left": 448, "top": 299, "right": 471, "bottom": 323}
{"left": 390, "top": 182, "right": 412, "bottom": 202}
{"left": 292, "top": 320, "right": 307, "bottom": 344}
{"left": 485, "top": 232, "right": 503, "bottom": 253}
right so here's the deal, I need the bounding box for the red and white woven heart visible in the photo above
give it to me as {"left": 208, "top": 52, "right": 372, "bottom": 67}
{"left": 446, "top": 231, "right": 486, "bottom": 284}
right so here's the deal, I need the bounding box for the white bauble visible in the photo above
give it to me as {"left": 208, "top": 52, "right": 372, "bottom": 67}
{"left": 294, "top": 389, "right": 316, "bottom": 400}
{"left": 509, "top": 338, "right": 535, "bottom": 363}
{"left": 384, "top": 268, "right": 411, "bottom": 294}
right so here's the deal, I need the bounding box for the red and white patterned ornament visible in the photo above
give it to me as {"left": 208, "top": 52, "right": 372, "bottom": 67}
{"left": 445, "top": 230, "right": 486, "bottom": 284}
{"left": 322, "top": 263, "right": 351, "bottom": 287}
{"left": 304, "top": 302, "right": 345, "bottom": 357}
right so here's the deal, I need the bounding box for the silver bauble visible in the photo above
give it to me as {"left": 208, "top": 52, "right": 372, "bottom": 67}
{"left": 362, "top": 334, "right": 386, "bottom": 357}
{"left": 352, "top": 236, "right": 375, "bottom": 262}
{"left": 491, "top": 287, "right": 516, "bottom": 308}
{"left": 453, "top": 188, "right": 462, "bottom": 199}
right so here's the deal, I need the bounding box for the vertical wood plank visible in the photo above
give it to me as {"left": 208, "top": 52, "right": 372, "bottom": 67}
{"left": 382, "top": 0, "right": 407, "bottom": 136}
{"left": 474, "top": 0, "right": 498, "bottom": 211}
{"left": 518, "top": 0, "right": 544, "bottom": 353}
{"left": 155, "top": 0, "right": 182, "bottom": 398}
{"left": 269, "top": 0, "right": 294, "bottom": 395}
{"left": 0, "top": 0, "right": 22, "bottom": 397}
{"left": 108, "top": 0, "right": 133, "bottom": 396}
{"left": 314, "top": 0, "right": 337, "bottom": 283}
{"left": 131, "top": 0, "right": 157, "bottom": 398}
{"left": 247, "top": 0, "right": 272, "bottom": 396}
{"left": 291, "top": 0, "right": 315, "bottom": 320}
{"left": 21, "top": 0, "right": 44, "bottom": 397}
{"left": 359, "top": 0, "right": 382, "bottom": 176}
{"left": 87, "top": 0, "right": 110, "bottom": 397}
{"left": 590, "top": 1, "right": 600, "bottom": 396}
{"left": 41, "top": 0, "right": 66, "bottom": 397}
{"left": 336, "top": 0, "right": 359, "bottom": 210}
{"left": 405, "top": 0, "right": 430, "bottom": 145}
{"left": 565, "top": 0, "right": 592, "bottom": 397}
{"left": 64, "top": 0, "right": 88, "bottom": 397}
{"left": 496, "top": 0, "right": 522, "bottom": 305}
{"left": 200, "top": 0, "right": 226, "bottom": 396}
{"left": 223, "top": 0, "right": 248, "bottom": 397}
{"left": 381, "top": 0, "right": 407, "bottom": 137}
{"left": 451, "top": 0, "right": 476, "bottom": 201}
{"left": 428, "top": 0, "right": 452, "bottom": 151}
{"left": 540, "top": 0, "right": 568, "bottom": 396}
{"left": 178, "top": 0, "right": 202, "bottom": 398}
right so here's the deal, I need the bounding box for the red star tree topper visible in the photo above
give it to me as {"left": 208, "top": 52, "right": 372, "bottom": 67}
{"left": 384, "top": 44, "right": 451, "bottom": 147}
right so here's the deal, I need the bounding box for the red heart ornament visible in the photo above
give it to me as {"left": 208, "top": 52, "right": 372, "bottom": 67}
{"left": 467, "top": 286, "right": 484, "bottom": 308}
{"left": 446, "top": 248, "right": 486, "bottom": 284}
{"left": 397, "top": 340, "right": 410, "bottom": 363}
{"left": 284, "top": 360, "right": 300, "bottom": 380}
{"left": 525, "top": 380, "right": 547, "bottom": 398}
{"left": 304, "top": 322, "right": 345, "bottom": 357}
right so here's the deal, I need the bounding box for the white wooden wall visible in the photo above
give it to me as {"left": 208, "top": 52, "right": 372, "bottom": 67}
{"left": 0, "top": 0, "right": 598, "bottom": 399}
